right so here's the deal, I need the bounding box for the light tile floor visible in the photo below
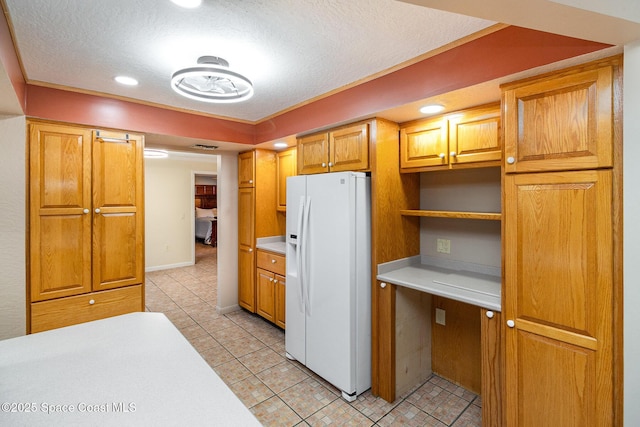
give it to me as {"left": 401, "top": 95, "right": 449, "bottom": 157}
{"left": 144, "top": 243, "right": 482, "bottom": 426}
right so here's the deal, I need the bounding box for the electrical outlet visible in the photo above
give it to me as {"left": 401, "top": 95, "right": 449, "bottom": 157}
{"left": 437, "top": 238, "right": 451, "bottom": 254}
{"left": 436, "top": 308, "right": 446, "bottom": 325}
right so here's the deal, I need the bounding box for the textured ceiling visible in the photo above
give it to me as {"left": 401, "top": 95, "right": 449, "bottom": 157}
{"left": 3, "top": 0, "right": 495, "bottom": 123}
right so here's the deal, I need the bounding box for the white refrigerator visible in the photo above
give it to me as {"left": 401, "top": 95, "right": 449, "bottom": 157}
{"left": 285, "top": 171, "right": 371, "bottom": 402}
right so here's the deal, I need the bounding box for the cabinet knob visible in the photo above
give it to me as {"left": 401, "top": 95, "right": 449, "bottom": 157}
{"left": 507, "top": 319, "right": 515, "bottom": 328}
{"left": 269, "top": 277, "right": 274, "bottom": 282}
{"left": 438, "top": 153, "right": 445, "bottom": 159}
{"left": 249, "top": 179, "right": 253, "bottom": 184}
{"left": 274, "top": 280, "right": 278, "bottom": 284}
{"left": 83, "top": 208, "right": 90, "bottom": 214}
{"left": 380, "top": 282, "right": 387, "bottom": 289}
{"left": 94, "top": 208, "right": 101, "bottom": 214}
{"left": 506, "top": 156, "right": 516, "bottom": 165}
{"left": 271, "top": 259, "right": 276, "bottom": 264}
{"left": 89, "top": 299, "right": 95, "bottom": 305}
{"left": 328, "top": 162, "right": 333, "bottom": 167}
{"left": 450, "top": 151, "right": 457, "bottom": 157}
{"left": 321, "top": 162, "right": 327, "bottom": 168}
{"left": 248, "top": 248, "right": 253, "bottom": 253}
{"left": 485, "top": 310, "right": 494, "bottom": 319}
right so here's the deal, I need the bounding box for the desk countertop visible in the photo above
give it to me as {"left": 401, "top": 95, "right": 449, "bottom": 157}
{"left": 0, "top": 312, "right": 260, "bottom": 426}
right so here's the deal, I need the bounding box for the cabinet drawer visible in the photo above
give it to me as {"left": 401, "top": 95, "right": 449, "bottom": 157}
{"left": 30, "top": 285, "right": 143, "bottom": 333}
{"left": 256, "top": 250, "right": 286, "bottom": 276}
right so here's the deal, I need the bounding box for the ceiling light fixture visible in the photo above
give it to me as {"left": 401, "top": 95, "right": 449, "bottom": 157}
{"left": 419, "top": 104, "right": 445, "bottom": 115}
{"left": 170, "top": 0, "right": 202, "bottom": 8}
{"left": 115, "top": 76, "right": 139, "bottom": 86}
{"left": 274, "top": 142, "right": 288, "bottom": 149}
{"left": 144, "top": 149, "right": 169, "bottom": 159}
{"left": 171, "top": 56, "right": 254, "bottom": 103}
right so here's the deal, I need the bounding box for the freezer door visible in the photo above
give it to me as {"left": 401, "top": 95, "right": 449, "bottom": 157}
{"left": 304, "top": 172, "right": 367, "bottom": 394}
{"left": 285, "top": 175, "right": 306, "bottom": 363}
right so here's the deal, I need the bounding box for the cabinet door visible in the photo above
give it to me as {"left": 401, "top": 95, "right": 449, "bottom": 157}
{"left": 275, "top": 274, "right": 286, "bottom": 329}
{"left": 92, "top": 131, "right": 144, "bottom": 292}
{"left": 256, "top": 268, "right": 276, "bottom": 323}
{"left": 329, "top": 122, "right": 369, "bottom": 172}
{"left": 503, "top": 64, "right": 614, "bottom": 173}
{"left": 449, "top": 104, "right": 501, "bottom": 166}
{"left": 29, "top": 123, "right": 93, "bottom": 302}
{"left": 297, "top": 133, "right": 329, "bottom": 175}
{"left": 504, "top": 170, "right": 613, "bottom": 426}
{"left": 276, "top": 148, "right": 297, "bottom": 211}
{"left": 238, "top": 245, "right": 256, "bottom": 312}
{"left": 238, "top": 187, "right": 255, "bottom": 312}
{"left": 481, "top": 309, "right": 503, "bottom": 427}
{"left": 238, "top": 151, "right": 255, "bottom": 187}
{"left": 400, "top": 117, "right": 448, "bottom": 169}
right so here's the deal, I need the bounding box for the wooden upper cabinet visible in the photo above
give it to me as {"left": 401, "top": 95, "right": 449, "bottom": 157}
{"left": 297, "top": 132, "right": 329, "bottom": 174}
{"left": 29, "top": 123, "right": 93, "bottom": 302}
{"left": 238, "top": 150, "right": 256, "bottom": 187}
{"left": 92, "top": 130, "right": 144, "bottom": 292}
{"left": 329, "top": 122, "right": 369, "bottom": 172}
{"left": 276, "top": 147, "right": 297, "bottom": 211}
{"left": 400, "top": 116, "right": 448, "bottom": 169}
{"left": 504, "top": 170, "right": 614, "bottom": 426}
{"left": 400, "top": 103, "right": 501, "bottom": 172}
{"left": 297, "top": 121, "right": 370, "bottom": 175}
{"left": 502, "top": 62, "right": 615, "bottom": 173}
{"left": 449, "top": 104, "right": 501, "bottom": 166}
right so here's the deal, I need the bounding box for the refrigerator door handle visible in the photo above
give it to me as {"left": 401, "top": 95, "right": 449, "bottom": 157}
{"left": 295, "top": 196, "right": 306, "bottom": 312}
{"left": 301, "top": 196, "right": 312, "bottom": 315}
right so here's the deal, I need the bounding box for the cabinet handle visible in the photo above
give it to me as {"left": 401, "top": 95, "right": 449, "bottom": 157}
{"left": 328, "top": 162, "right": 333, "bottom": 167}
{"left": 507, "top": 319, "right": 515, "bottom": 328}
{"left": 89, "top": 299, "right": 95, "bottom": 305}
{"left": 274, "top": 280, "right": 278, "bottom": 284}
{"left": 249, "top": 179, "right": 253, "bottom": 184}
{"left": 83, "top": 208, "right": 90, "bottom": 214}
{"left": 450, "top": 151, "right": 457, "bottom": 157}
{"left": 321, "top": 162, "right": 327, "bottom": 168}
{"left": 438, "top": 153, "right": 445, "bottom": 159}
{"left": 94, "top": 208, "right": 101, "bottom": 214}
{"left": 380, "top": 282, "right": 387, "bottom": 289}
{"left": 269, "top": 277, "right": 274, "bottom": 282}
{"left": 271, "top": 259, "right": 276, "bottom": 264}
{"left": 248, "top": 248, "right": 253, "bottom": 253}
{"left": 506, "top": 156, "right": 516, "bottom": 164}
{"left": 485, "top": 311, "right": 494, "bottom": 319}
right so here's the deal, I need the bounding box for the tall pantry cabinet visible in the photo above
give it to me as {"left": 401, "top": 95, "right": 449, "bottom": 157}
{"left": 237, "top": 149, "right": 281, "bottom": 312}
{"left": 28, "top": 122, "right": 145, "bottom": 333}
{"left": 501, "top": 56, "right": 622, "bottom": 426}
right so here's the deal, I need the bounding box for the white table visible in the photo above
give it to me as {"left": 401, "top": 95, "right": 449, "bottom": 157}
{"left": 0, "top": 312, "right": 260, "bottom": 426}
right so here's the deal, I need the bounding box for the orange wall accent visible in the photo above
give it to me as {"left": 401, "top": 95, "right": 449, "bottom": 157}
{"left": 0, "top": 5, "right": 25, "bottom": 112}
{"left": 25, "top": 85, "right": 256, "bottom": 145}
{"left": 254, "top": 26, "right": 611, "bottom": 142}
{"left": 19, "top": 26, "right": 610, "bottom": 145}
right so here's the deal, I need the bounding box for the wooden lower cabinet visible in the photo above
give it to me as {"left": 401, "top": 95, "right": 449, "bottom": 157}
{"left": 238, "top": 245, "right": 256, "bottom": 311}
{"left": 256, "top": 249, "right": 286, "bottom": 328}
{"left": 504, "top": 170, "right": 613, "bottom": 426}
{"left": 31, "top": 285, "right": 143, "bottom": 333}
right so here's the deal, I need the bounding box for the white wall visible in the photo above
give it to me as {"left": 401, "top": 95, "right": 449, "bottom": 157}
{"left": 215, "top": 153, "right": 240, "bottom": 314}
{"left": 0, "top": 115, "right": 26, "bottom": 339}
{"left": 144, "top": 153, "right": 217, "bottom": 270}
{"left": 624, "top": 39, "right": 640, "bottom": 426}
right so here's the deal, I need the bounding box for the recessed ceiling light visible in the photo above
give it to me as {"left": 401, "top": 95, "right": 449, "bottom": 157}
{"left": 274, "top": 142, "right": 288, "bottom": 148}
{"left": 419, "top": 104, "right": 445, "bottom": 115}
{"left": 144, "top": 149, "right": 169, "bottom": 159}
{"left": 114, "top": 76, "right": 139, "bottom": 86}
{"left": 170, "top": 0, "right": 202, "bottom": 8}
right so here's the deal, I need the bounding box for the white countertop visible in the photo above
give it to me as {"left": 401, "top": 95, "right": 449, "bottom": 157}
{"left": 0, "top": 313, "right": 260, "bottom": 427}
{"left": 256, "top": 236, "right": 286, "bottom": 255}
{"left": 377, "top": 256, "right": 501, "bottom": 311}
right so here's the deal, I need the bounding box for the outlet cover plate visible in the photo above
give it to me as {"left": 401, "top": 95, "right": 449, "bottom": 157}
{"left": 435, "top": 308, "right": 446, "bottom": 325}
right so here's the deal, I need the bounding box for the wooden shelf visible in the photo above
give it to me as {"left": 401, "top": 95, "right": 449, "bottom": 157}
{"left": 400, "top": 209, "right": 502, "bottom": 221}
